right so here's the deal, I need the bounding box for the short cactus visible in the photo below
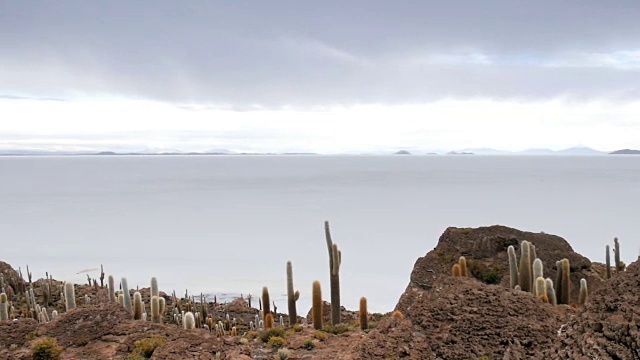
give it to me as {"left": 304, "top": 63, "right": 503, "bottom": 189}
{"left": 359, "top": 297, "right": 368, "bottom": 330}
{"left": 184, "top": 311, "right": 195, "bottom": 329}
{"left": 286, "top": 261, "right": 300, "bottom": 325}
{"left": 265, "top": 313, "right": 274, "bottom": 329}
{"left": 64, "top": 282, "right": 76, "bottom": 311}
{"left": 458, "top": 256, "right": 468, "bottom": 277}
{"left": 545, "top": 278, "right": 557, "bottom": 306}
{"left": 159, "top": 297, "right": 166, "bottom": 317}
{"left": 391, "top": 310, "right": 404, "bottom": 319}
{"left": 121, "top": 278, "right": 132, "bottom": 314}
{"left": 578, "top": 278, "right": 588, "bottom": 306}
{"left": 108, "top": 275, "right": 116, "bottom": 302}
{"left": 533, "top": 258, "right": 544, "bottom": 284}
{"left": 133, "top": 292, "right": 143, "bottom": 320}
{"left": 534, "top": 277, "right": 546, "bottom": 298}
{"left": 451, "top": 263, "right": 462, "bottom": 277}
{"left": 0, "top": 293, "right": 8, "bottom": 320}
{"left": 518, "top": 241, "right": 532, "bottom": 292}
{"left": 312, "top": 280, "right": 322, "bottom": 330}
{"left": 507, "top": 245, "right": 518, "bottom": 289}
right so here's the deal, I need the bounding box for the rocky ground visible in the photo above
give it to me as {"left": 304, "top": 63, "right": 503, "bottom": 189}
{"left": 1, "top": 225, "right": 638, "bottom": 359}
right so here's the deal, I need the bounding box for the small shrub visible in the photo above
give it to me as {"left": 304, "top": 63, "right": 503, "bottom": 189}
{"left": 277, "top": 347, "right": 292, "bottom": 360}
{"left": 292, "top": 324, "right": 303, "bottom": 332}
{"left": 74, "top": 335, "right": 91, "bottom": 346}
{"left": 313, "top": 331, "right": 327, "bottom": 341}
{"left": 32, "top": 337, "right": 62, "bottom": 360}
{"left": 25, "top": 331, "right": 37, "bottom": 341}
{"left": 468, "top": 260, "right": 503, "bottom": 285}
{"left": 259, "top": 328, "right": 286, "bottom": 343}
{"left": 125, "top": 355, "right": 146, "bottom": 360}
{"left": 132, "top": 336, "right": 166, "bottom": 358}
{"left": 246, "top": 331, "right": 259, "bottom": 339}
{"left": 267, "top": 336, "right": 285, "bottom": 349}
{"left": 303, "top": 339, "right": 315, "bottom": 350}
{"left": 322, "top": 323, "right": 351, "bottom": 335}
{"left": 239, "top": 338, "right": 249, "bottom": 345}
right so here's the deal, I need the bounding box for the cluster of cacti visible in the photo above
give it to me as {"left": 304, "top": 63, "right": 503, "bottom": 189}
{"left": 604, "top": 237, "right": 625, "bottom": 278}
{"left": 506, "top": 241, "right": 591, "bottom": 307}
{"left": 451, "top": 256, "right": 467, "bottom": 277}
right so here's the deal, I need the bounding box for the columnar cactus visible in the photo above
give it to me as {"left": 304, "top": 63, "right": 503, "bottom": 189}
{"left": 518, "top": 241, "right": 532, "bottom": 292}
{"left": 262, "top": 287, "right": 271, "bottom": 320}
{"left": 64, "top": 282, "right": 76, "bottom": 311}
{"left": 324, "top": 221, "right": 341, "bottom": 325}
{"left": 151, "top": 296, "right": 161, "bottom": 323}
{"left": 451, "top": 264, "right": 462, "bottom": 277}
{"left": 159, "top": 297, "right": 166, "bottom": 317}
{"left": 605, "top": 245, "right": 611, "bottom": 279}
{"left": 359, "top": 297, "right": 368, "bottom": 330}
{"left": 151, "top": 277, "right": 159, "bottom": 298}
{"left": 507, "top": 245, "right": 518, "bottom": 289}
{"left": 578, "top": 279, "right": 588, "bottom": 306}
{"left": 265, "top": 313, "right": 274, "bottom": 329}
{"left": 560, "top": 259, "right": 571, "bottom": 305}
{"left": 312, "top": 280, "right": 322, "bottom": 330}
{"left": 458, "top": 256, "right": 468, "bottom": 277}
{"left": 614, "top": 237, "right": 623, "bottom": 272}
{"left": 121, "top": 278, "right": 132, "bottom": 314}
{"left": 286, "top": 261, "right": 300, "bottom": 325}
{"left": 533, "top": 258, "right": 544, "bottom": 283}
{"left": 108, "top": 275, "right": 116, "bottom": 302}
{"left": 0, "top": 292, "right": 8, "bottom": 320}
{"left": 545, "top": 278, "right": 557, "bottom": 306}
{"left": 183, "top": 311, "right": 195, "bottom": 329}
{"left": 534, "top": 277, "right": 546, "bottom": 298}
{"left": 133, "top": 292, "right": 143, "bottom": 320}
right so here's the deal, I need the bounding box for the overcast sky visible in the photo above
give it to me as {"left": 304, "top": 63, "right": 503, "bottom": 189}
{"left": 1, "top": 1, "right": 640, "bottom": 153}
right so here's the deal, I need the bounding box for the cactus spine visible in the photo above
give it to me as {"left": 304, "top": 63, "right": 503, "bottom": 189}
{"left": 324, "top": 221, "right": 341, "bottom": 325}
{"left": 121, "top": 278, "right": 132, "bottom": 314}
{"left": 286, "top": 261, "right": 299, "bottom": 325}
{"left": 262, "top": 287, "right": 271, "bottom": 320}
{"left": 151, "top": 296, "right": 161, "bottom": 323}
{"left": 560, "top": 259, "right": 570, "bottom": 305}
{"left": 578, "top": 279, "right": 588, "bottom": 306}
{"left": 518, "top": 241, "right": 532, "bottom": 292}
{"left": 359, "top": 297, "right": 368, "bottom": 330}
{"left": 108, "top": 275, "right": 116, "bottom": 302}
{"left": 605, "top": 245, "right": 611, "bottom": 279}
{"left": 614, "top": 237, "right": 623, "bottom": 272}
{"left": 545, "top": 278, "right": 557, "bottom": 306}
{"left": 133, "top": 292, "right": 143, "bottom": 320}
{"left": 64, "top": 282, "right": 76, "bottom": 311}
{"left": 312, "top": 280, "right": 322, "bottom": 330}
{"left": 458, "top": 256, "right": 468, "bottom": 277}
{"left": 507, "top": 245, "right": 518, "bottom": 289}
{"left": 0, "top": 293, "right": 8, "bottom": 320}
{"left": 184, "top": 311, "right": 195, "bottom": 329}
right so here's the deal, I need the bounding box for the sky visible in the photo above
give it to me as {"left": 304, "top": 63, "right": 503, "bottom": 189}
{"left": 1, "top": 1, "right": 640, "bottom": 153}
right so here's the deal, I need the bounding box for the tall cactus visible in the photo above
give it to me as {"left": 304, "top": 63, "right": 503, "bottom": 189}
{"left": 533, "top": 258, "right": 544, "bottom": 283}
{"left": 534, "top": 277, "right": 546, "bottom": 298}
{"left": 518, "top": 241, "right": 532, "bottom": 292}
{"left": 0, "top": 293, "right": 8, "bottom": 320}
{"left": 121, "top": 278, "right": 132, "bottom": 314}
{"left": 324, "top": 221, "right": 342, "bottom": 325}
{"left": 359, "top": 297, "right": 368, "bottom": 330}
{"left": 262, "top": 287, "right": 271, "bottom": 320}
{"left": 605, "top": 245, "right": 611, "bottom": 279}
{"left": 133, "top": 292, "right": 143, "bottom": 320}
{"left": 578, "top": 279, "right": 588, "bottom": 306}
{"left": 560, "top": 259, "right": 571, "bottom": 305}
{"left": 614, "top": 237, "right": 623, "bottom": 272}
{"left": 312, "top": 280, "right": 322, "bottom": 330}
{"left": 458, "top": 256, "right": 468, "bottom": 277}
{"left": 64, "top": 282, "right": 76, "bottom": 311}
{"left": 108, "top": 275, "right": 116, "bottom": 302}
{"left": 286, "top": 261, "right": 300, "bottom": 325}
{"left": 507, "top": 245, "right": 518, "bottom": 289}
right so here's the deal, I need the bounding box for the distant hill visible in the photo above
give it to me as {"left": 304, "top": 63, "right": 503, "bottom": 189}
{"left": 393, "top": 150, "right": 411, "bottom": 155}
{"left": 610, "top": 149, "right": 640, "bottom": 155}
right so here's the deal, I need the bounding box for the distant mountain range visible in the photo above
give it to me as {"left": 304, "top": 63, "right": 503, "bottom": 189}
{"left": 457, "top": 146, "right": 613, "bottom": 156}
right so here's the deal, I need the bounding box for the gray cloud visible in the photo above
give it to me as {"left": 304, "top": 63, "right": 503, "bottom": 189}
{"left": 1, "top": 1, "right": 640, "bottom": 106}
